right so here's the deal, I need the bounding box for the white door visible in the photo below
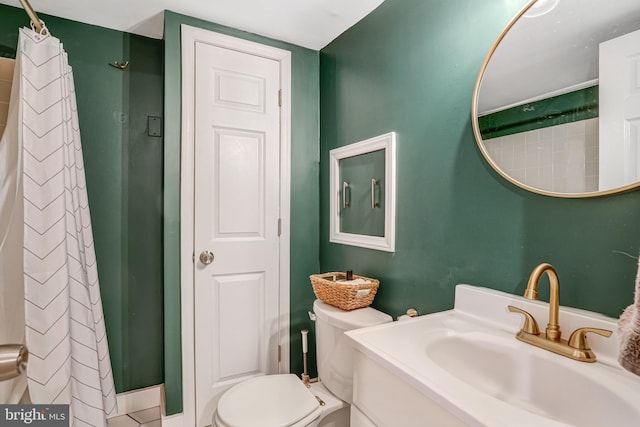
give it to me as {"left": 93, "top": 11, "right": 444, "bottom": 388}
{"left": 193, "top": 41, "right": 282, "bottom": 426}
{"left": 599, "top": 28, "right": 640, "bottom": 190}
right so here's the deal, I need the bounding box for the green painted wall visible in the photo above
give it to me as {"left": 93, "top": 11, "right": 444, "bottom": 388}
{"left": 162, "top": 11, "right": 320, "bottom": 415}
{"left": 0, "top": 5, "right": 164, "bottom": 393}
{"left": 319, "top": 0, "right": 640, "bottom": 325}
{"left": 5, "top": 0, "right": 639, "bottom": 416}
{"left": 480, "top": 86, "right": 599, "bottom": 139}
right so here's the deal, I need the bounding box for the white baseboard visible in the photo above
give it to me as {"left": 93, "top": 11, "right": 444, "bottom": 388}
{"left": 159, "top": 384, "right": 186, "bottom": 426}
{"left": 108, "top": 385, "right": 162, "bottom": 418}
{"left": 160, "top": 413, "right": 185, "bottom": 427}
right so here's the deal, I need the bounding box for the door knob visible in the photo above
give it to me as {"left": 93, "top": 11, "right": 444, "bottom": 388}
{"left": 199, "top": 251, "right": 215, "bottom": 265}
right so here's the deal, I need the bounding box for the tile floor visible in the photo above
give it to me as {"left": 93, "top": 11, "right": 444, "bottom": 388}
{"left": 107, "top": 406, "right": 161, "bottom": 427}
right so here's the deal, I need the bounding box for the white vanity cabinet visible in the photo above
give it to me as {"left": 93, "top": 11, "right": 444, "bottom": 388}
{"left": 346, "top": 285, "right": 635, "bottom": 427}
{"left": 350, "top": 406, "right": 376, "bottom": 427}
{"left": 350, "top": 349, "right": 467, "bottom": 427}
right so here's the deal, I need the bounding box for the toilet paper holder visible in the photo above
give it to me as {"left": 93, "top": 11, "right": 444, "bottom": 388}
{"left": 0, "top": 344, "right": 28, "bottom": 382}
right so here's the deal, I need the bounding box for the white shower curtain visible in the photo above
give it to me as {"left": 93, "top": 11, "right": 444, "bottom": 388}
{"left": 1, "top": 26, "right": 117, "bottom": 425}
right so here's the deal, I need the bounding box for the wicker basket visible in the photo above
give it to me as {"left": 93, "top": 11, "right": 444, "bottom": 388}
{"left": 310, "top": 272, "right": 379, "bottom": 310}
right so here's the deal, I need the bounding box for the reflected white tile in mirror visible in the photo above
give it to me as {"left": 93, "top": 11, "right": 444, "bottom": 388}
{"left": 483, "top": 118, "right": 599, "bottom": 193}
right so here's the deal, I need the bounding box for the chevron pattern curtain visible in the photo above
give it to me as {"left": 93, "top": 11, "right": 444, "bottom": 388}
{"left": 17, "top": 27, "right": 117, "bottom": 425}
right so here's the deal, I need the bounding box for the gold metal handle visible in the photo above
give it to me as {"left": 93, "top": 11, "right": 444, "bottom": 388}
{"left": 371, "top": 179, "right": 379, "bottom": 208}
{"left": 342, "top": 182, "right": 349, "bottom": 209}
{"left": 199, "top": 251, "right": 215, "bottom": 265}
{"left": 568, "top": 327, "right": 612, "bottom": 350}
{"left": 508, "top": 305, "right": 540, "bottom": 335}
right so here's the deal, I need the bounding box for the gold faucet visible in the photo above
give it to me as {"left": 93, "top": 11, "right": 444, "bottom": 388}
{"left": 524, "top": 263, "right": 561, "bottom": 341}
{"left": 508, "top": 263, "right": 612, "bottom": 362}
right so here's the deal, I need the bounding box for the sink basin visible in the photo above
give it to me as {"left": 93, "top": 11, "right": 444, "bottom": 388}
{"left": 346, "top": 285, "right": 640, "bottom": 427}
{"left": 426, "top": 330, "right": 638, "bottom": 427}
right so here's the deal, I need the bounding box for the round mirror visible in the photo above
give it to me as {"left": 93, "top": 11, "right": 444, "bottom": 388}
{"left": 472, "top": 0, "right": 640, "bottom": 197}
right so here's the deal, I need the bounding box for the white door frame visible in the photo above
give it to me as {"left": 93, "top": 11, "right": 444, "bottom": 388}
{"left": 177, "top": 24, "right": 291, "bottom": 427}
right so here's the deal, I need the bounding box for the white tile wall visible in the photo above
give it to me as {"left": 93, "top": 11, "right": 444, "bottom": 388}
{"left": 484, "top": 118, "right": 599, "bottom": 193}
{"left": 0, "top": 57, "right": 15, "bottom": 139}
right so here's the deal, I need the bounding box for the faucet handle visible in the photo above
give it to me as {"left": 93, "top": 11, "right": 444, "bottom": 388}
{"left": 568, "top": 327, "right": 612, "bottom": 350}
{"left": 507, "top": 305, "right": 540, "bottom": 335}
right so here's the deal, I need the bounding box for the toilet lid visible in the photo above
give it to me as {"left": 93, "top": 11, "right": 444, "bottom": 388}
{"left": 217, "top": 374, "right": 322, "bottom": 427}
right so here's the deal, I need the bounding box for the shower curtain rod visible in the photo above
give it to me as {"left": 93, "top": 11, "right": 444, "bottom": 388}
{"left": 18, "top": 0, "right": 43, "bottom": 33}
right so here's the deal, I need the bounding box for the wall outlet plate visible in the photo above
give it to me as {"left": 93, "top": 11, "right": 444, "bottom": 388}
{"left": 148, "top": 116, "right": 162, "bottom": 137}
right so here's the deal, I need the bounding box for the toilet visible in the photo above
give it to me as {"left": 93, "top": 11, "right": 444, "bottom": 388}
{"left": 213, "top": 299, "right": 392, "bottom": 426}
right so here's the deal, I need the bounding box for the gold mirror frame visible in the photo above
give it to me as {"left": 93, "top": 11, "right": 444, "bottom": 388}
{"left": 471, "top": 0, "right": 640, "bottom": 198}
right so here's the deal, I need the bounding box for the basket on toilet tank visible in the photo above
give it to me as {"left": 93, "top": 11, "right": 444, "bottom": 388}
{"left": 310, "top": 272, "right": 379, "bottom": 310}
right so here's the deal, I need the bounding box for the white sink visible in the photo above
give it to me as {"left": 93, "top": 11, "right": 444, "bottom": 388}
{"left": 346, "top": 285, "right": 640, "bottom": 427}
{"left": 426, "top": 329, "right": 638, "bottom": 426}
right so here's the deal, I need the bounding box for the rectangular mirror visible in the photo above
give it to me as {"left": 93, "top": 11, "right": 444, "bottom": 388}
{"left": 330, "top": 132, "right": 396, "bottom": 252}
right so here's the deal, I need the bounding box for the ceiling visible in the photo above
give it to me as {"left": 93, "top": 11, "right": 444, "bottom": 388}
{"left": 0, "top": 0, "right": 385, "bottom": 50}
{"left": 478, "top": 0, "right": 640, "bottom": 114}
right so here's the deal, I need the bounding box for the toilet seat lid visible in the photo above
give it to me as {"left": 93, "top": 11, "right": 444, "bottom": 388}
{"left": 217, "top": 374, "right": 322, "bottom": 427}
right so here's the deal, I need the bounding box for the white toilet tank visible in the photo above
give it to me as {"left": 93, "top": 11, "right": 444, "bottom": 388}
{"left": 313, "top": 299, "right": 392, "bottom": 403}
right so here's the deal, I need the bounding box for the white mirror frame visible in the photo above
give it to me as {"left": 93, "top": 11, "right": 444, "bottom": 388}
{"left": 329, "top": 132, "right": 396, "bottom": 252}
